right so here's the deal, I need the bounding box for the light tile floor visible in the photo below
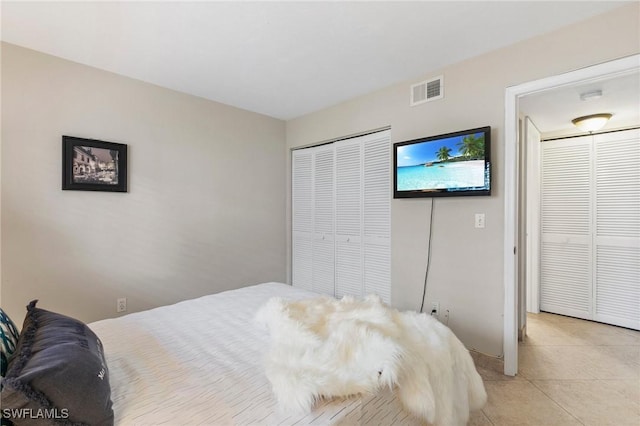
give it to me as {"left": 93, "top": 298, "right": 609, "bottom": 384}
{"left": 468, "top": 312, "right": 640, "bottom": 426}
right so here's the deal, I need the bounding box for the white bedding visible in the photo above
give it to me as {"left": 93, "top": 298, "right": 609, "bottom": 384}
{"left": 89, "top": 283, "right": 420, "bottom": 426}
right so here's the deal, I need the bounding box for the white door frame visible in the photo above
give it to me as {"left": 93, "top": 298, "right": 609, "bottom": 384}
{"left": 525, "top": 117, "right": 541, "bottom": 314}
{"left": 503, "top": 54, "right": 640, "bottom": 376}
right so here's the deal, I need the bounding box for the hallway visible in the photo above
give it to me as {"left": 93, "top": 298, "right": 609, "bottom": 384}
{"left": 470, "top": 312, "right": 640, "bottom": 425}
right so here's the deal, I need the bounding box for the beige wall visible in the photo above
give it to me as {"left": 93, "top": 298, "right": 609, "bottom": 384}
{"left": 1, "top": 43, "right": 287, "bottom": 324}
{"left": 286, "top": 4, "right": 640, "bottom": 356}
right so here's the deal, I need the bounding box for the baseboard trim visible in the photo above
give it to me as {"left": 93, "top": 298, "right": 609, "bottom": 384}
{"left": 469, "top": 349, "right": 504, "bottom": 374}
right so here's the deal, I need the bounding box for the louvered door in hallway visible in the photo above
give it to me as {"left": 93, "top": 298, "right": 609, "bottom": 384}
{"left": 540, "top": 128, "right": 639, "bottom": 330}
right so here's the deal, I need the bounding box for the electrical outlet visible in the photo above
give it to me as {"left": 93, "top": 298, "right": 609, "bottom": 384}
{"left": 430, "top": 302, "right": 439, "bottom": 316}
{"left": 116, "top": 298, "right": 127, "bottom": 313}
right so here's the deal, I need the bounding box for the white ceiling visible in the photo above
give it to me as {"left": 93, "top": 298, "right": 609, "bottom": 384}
{"left": 0, "top": 1, "right": 631, "bottom": 120}
{"left": 520, "top": 70, "right": 640, "bottom": 138}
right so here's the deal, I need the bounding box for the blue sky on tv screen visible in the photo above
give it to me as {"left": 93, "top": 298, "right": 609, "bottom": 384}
{"left": 397, "top": 133, "right": 481, "bottom": 167}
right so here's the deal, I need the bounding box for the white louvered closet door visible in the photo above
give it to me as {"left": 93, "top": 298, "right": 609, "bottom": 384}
{"left": 291, "top": 150, "right": 313, "bottom": 290}
{"left": 594, "top": 129, "right": 640, "bottom": 329}
{"left": 312, "top": 145, "right": 335, "bottom": 296}
{"left": 363, "top": 130, "right": 391, "bottom": 303}
{"left": 292, "top": 130, "right": 391, "bottom": 303}
{"left": 335, "top": 137, "right": 364, "bottom": 298}
{"left": 540, "top": 136, "right": 593, "bottom": 320}
{"left": 540, "top": 129, "right": 640, "bottom": 330}
{"left": 334, "top": 130, "right": 392, "bottom": 301}
{"left": 292, "top": 149, "right": 313, "bottom": 291}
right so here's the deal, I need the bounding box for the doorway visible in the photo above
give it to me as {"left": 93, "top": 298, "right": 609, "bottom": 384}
{"left": 503, "top": 54, "right": 640, "bottom": 376}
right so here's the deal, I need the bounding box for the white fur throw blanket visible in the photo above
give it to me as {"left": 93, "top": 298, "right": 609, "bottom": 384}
{"left": 255, "top": 294, "right": 487, "bottom": 426}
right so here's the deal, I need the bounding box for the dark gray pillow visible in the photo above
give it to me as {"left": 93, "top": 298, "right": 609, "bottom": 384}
{"left": 0, "top": 301, "right": 113, "bottom": 426}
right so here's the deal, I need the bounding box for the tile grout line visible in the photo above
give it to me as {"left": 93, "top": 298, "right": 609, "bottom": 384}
{"left": 528, "top": 377, "right": 586, "bottom": 425}
{"left": 479, "top": 409, "right": 496, "bottom": 426}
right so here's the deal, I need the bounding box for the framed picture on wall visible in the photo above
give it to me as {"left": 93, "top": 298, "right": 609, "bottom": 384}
{"left": 62, "top": 136, "right": 128, "bottom": 192}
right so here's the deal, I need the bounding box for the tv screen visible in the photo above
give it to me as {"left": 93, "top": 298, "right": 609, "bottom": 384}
{"left": 393, "top": 126, "right": 491, "bottom": 198}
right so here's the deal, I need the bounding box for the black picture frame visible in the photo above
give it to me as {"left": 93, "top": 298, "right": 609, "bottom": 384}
{"left": 62, "top": 136, "right": 128, "bottom": 192}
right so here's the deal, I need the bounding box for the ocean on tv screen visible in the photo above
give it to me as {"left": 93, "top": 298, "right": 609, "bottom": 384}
{"left": 397, "top": 159, "right": 485, "bottom": 191}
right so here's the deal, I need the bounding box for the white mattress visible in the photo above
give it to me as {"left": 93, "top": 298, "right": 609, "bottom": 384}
{"left": 89, "top": 283, "right": 420, "bottom": 425}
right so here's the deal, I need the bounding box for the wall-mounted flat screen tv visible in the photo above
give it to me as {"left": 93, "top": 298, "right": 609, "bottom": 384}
{"left": 393, "top": 126, "right": 491, "bottom": 198}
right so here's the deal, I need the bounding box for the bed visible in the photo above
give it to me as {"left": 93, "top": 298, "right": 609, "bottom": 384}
{"left": 2, "top": 282, "right": 484, "bottom": 425}
{"left": 88, "top": 282, "right": 423, "bottom": 425}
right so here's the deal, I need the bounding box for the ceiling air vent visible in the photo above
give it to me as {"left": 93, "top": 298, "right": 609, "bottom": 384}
{"left": 410, "top": 75, "right": 444, "bottom": 106}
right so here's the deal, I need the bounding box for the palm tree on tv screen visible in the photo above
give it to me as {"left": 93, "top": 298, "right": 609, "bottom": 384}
{"left": 437, "top": 146, "right": 451, "bottom": 161}
{"left": 457, "top": 134, "right": 485, "bottom": 160}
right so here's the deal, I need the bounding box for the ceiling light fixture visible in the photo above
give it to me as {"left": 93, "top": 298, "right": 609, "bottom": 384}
{"left": 571, "top": 113, "right": 612, "bottom": 133}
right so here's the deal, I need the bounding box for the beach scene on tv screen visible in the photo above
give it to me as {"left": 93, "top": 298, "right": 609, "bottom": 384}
{"left": 396, "top": 132, "right": 486, "bottom": 191}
